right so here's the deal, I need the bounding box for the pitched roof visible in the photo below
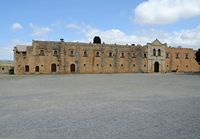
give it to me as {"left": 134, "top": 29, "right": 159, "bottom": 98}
{"left": 151, "top": 39, "right": 162, "bottom": 45}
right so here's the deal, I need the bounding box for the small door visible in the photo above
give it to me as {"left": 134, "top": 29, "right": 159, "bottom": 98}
{"left": 70, "top": 64, "right": 75, "bottom": 73}
{"left": 35, "top": 66, "right": 39, "bottom": 72}
{"left": 25, "top": 65, "right": 29, "bottom": 72}
{"left": 51, "top": 64, "right": 57, "bottom": 72}
{"left": 154, "top": 62, "right": 159, "bottom": 72}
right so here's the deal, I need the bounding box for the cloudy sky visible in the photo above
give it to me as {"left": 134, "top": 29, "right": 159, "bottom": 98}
{"left": 1, "top": 0, "right": 200, "bottom": 60}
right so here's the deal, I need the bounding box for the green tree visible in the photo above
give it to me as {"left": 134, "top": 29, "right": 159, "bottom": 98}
{"left": 195, "top": 49, "right": 200, "bottom": 64}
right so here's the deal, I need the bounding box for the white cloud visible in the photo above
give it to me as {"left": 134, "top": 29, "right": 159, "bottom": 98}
{"left": 134, "top": 0, "right": 200, "bottom": 24}
{"left": 29, "top": 23, "right": 51, "bottom": 36}
{"left": 11, "top": 23, "right": 23, "bottom": 31}
{"left": 66, "top": 24, "right": 80, "bottom": 29}
{"left": 73, "top": 24, "right": 200, "bottom": 50}
{"left": 0, "top": 40, "right": 31, "bottom": 60}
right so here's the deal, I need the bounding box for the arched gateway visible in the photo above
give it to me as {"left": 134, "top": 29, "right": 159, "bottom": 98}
{"left": 51, "top": 64, "right": 57, "bottom": 72}
{"left": 70, "top": 64, "right": 76, "bottom": 73}
{"left": 154, "top": 62, "right": 159, "bottom": 72}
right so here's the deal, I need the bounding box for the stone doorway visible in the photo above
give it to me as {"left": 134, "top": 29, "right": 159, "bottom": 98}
{"left": 154, "top": 62, "right": 159, "bottom": 72}
{"left": 51, "top": 64, "right": 57, "bottom": 72}
{"left": 35, "top": 66, "right": 39, "bottom": 72}
{"left": 70, "top": 64, "right": 76, "bottom": 73}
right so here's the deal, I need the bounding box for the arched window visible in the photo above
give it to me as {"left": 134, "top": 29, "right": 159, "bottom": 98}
{"left": 25, "top": 65, "right": 29, "bottom": 72}
{"left": 109, "top": 52, "right": 113, "bottom": 57}
{"left": 96, "top": 51, "right": 100, "bottom": 57}
{"left": 121, "top": 52, "right": 125, "bottom": 58}
{"left": 153, "top": 49, "right": 156, "bottom": 56}
{"left": 40, "top": 50, "right": 45, "bottom": 56}
{"left": 83, "top": 51, "right": 88, "bottom": 57}
{"left": 54, "top": 50, "right": 58, "bottom": 55}
{"left": 35, "top": 66, "right": 39, "bottom": 72}
{"left": 70, "top": 50, "right": 74, "bottom": 56}
{"left": 158, "top": 49, "right": 161, "bottom": 56}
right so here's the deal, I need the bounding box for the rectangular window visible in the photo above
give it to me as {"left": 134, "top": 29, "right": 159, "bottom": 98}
{"left": 109, "top": 52, "right": 113, "bottom": 57}
{"left": 166, "top": 53, "right": 170, "bottom": 58}
{"left": 185, "top": 53, "right": 189, "bottom": 59}
{"left": 144, "top": 53, "right": 147, "bottom": 58}
{"left": 176, "top": 53, "right": 180, "bottom": 59}
{"left": 132, "top": 53, "right": 136, "bottom": 58}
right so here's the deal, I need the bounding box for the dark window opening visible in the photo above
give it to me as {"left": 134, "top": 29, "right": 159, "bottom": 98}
{"left": 110, "top": 64, "right": 112, "bottom": 67}
{"left": 133, "top": 64, "right": 135, "bottom": 67}
{"left": 144, "top": 64, "right": 146, "bottom": 67}
{"left": 132, "top": 53, "right": 136, "bottom": 58}
{"left": 144, "top": 53, "right": 147, "bottom": 58}
{"left": 109, "top": 52, "right": 113, "bottom": 57}
{"left": 2, "top": 68, "right": 4, "bottom": 71}
{"left": 96, "top": 51, "right": 100, "bottom": 57}
{"left": 176, "top": 53, "right": 180, "bottom": 59}
{"left": 84, "top": 64, "right": 86, "bottom": 67}
{"left": 186, "top": 65, "right": 188, "bottom": 68}
{"left": 185, "top": 54, "right": 189, "bottom": 59}
{"left": 83, "top": 51, "right": 88, "bottom": 57}
{"left": 121, "top": 52, "right": 125, "bottom": 58}
{"left": 158, "top": 49, "right": 161, "bottom": 56}
{"left": 40, "top": 50, "right": 45, "bottom": 56}
{"left": 54, "top": 50, "right": 58, "bottom": 56}
{"left": 22, "top": 52, "right": 27, "bottom": 56}
{"left": 70, "top": 50, "right": 74, "bottom": 57}
{"left": 121, "top": 64, "right": 124, "bottom": 67}
{"left": 153, "top": 49, "right": 156, "bottom": 56}
{"left": 97, "top": 64, "right": 99, "bottom": 67}
{"left": 166, "top": 53, "right": 170, "bottom": 58}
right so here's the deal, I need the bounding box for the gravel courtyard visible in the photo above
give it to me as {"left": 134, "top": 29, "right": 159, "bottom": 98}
{"left": 0, "top": 73, "right": 200, "bottom": 139}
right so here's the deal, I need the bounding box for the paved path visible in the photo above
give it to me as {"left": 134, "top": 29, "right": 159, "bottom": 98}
{"left": 0, "top": 73, "right": 200, "bottom": 139}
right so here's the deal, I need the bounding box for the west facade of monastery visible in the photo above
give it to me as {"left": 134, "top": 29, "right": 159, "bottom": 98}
{"left": 14, "top": 37, "right": 200, "bottom": 74}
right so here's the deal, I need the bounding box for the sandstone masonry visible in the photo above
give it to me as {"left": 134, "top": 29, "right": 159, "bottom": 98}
{"left": 14, "top": 37, "right": 200, "bottom": 74}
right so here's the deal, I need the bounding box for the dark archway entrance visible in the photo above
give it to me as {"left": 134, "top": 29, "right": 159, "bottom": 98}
{"left": 70, "top": 64, "right": 76, "bottom": 73}
{"left": 51, "top": 64, "right": 57, "bottom": 72}
{"left": 25, "top": 65, "right": 29, "bottom": 72}
{"left": 35, "top": 66, "right": 39, "bottom": 72}
{"left": 154, "top": 62, "right": 159, "bottom": 72}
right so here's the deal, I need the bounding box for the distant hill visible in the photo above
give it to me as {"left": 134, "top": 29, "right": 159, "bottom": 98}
{"left": 0, "top": 60, "right": 13, "bottom": 65}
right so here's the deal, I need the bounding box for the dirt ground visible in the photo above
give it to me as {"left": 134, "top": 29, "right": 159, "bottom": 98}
{"left": 0, "top": 73, "right": 200, "bottom": 139}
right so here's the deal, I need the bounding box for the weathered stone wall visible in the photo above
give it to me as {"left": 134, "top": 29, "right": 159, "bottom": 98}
{"left": 14, "top": 40, "right": 200, "bottom": 74}
{"left": 165, "top": 47, "right": 199, "bottom": 72}
{"left": 0, "top": 60, "right": 14, "bottom": 74}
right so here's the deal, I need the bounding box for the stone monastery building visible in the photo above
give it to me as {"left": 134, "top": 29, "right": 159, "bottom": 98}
{"left": 14, "top": 37, "right": 199, "bottom": 74}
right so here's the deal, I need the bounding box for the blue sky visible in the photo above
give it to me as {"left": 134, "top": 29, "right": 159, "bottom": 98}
{"left": 1, "top": 0, "right": 200, "bottom": 60}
